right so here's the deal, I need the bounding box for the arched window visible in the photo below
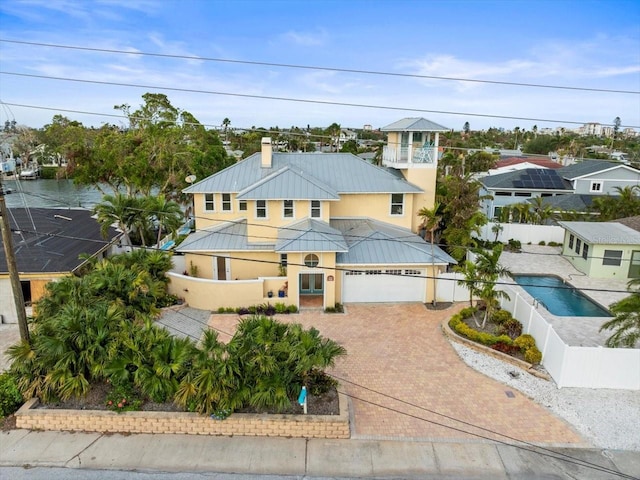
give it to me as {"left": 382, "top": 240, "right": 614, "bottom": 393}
{"left": 304, "top": 254, "right": 319, "bottom": 268}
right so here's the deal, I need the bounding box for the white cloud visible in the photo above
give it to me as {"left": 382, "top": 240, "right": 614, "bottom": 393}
{"left": 280, "top": 29, "right": 328, "bottom": 47}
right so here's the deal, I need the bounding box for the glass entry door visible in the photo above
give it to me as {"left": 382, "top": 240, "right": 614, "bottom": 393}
{"left": 300, "top": 273, "right": 323, "bottom": 294}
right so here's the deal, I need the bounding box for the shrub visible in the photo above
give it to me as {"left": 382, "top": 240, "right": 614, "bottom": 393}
{"left": 507, "top": 239, "right": 522, "bottom": 252}
{"left": 548, "top": 241, "right": 561, "bottom": 247}
{"left": 217, "top": 307, "right": 226, "bottom": 314}
{"left": 459, "top": 306, "right": 477, "bottom": 319}
{"left": 514, "top": 334, "right": 536, "bottom": 351}
{"left": 0, "top": 373, "right": 23, "bottom": 418}
{"left": 499, "top": 318, "right": 523, "bottom": 339}
{"left": 274, "top": 302, "right": 288, "bottom": 314}
{"left": 105, "top": 382, "right": 143, "bottom": 413}
{"left": 305, "top": 369, "right": 338, "bottom": 396}
{"left": 491, "top": 309, "right": 512, "bottom": 325}
{"left": 524, "top": 347, "right": 543, "bottom": 364}
{"left": 450, "top": 314, "right": 513, "bottom": 347}
{"left": 491, "top": 342, "right": 521, "bottom": 356}
{"left": 538, "top": 241, "right": 546, "bottom": 246}
{"left": 325, "top": 303, "right": 344, "bottom": 313}
{"left": 287, "top": 305, "right": 298, "bottom": 313}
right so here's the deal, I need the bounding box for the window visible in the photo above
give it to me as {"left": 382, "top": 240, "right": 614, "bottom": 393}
{"left": 514, "top": 192, "right": 531, "bottom": 197}
{"left": 256, "top": 200, "right": 267, "bottom": 218}
{"left": 204, "top": 193, "right": 215, "bottom": 211}
{"left": 404, "top": 269, "right": 421, "bottom": 275}
{"left": 310, "top": 200, "right": 321, "bottom": 218}
{"left": 582, "top": 243, "right": 589, "bottom": 260}
{"left": 304, "top": 254, "right": 319, "bottom": 268}
{"left": 238, "top": 200, "right": 247, "bottom": 211}
{"left": 575, "top": 238, "right": 581, "bottom": 254}
{"left": 390, "top": 193, "right": 404, "bottom": 215}
{"left": 283, "top": 200, "right": 294, "bottom": 218}
{"left": 280, "top": 254, "right": 288, "bottom": 267}
{"left": 568, "top": 234, "right": 574, "bottom": 249}
{"left": 222, "top": 193, "right": 231, "bottom": 212}
{"left": 494, "top": 191, "right": 512, "bottom": 196}
{"left": 603, "top": 250, "right": 623, "bottom": 266}
{"left": 590, "top": 181, "right": 603, "bottom": 193}
{"left": 493, "top": 206, "right": 503, "bottom": 220}
{"left": 541, "top": 193, "right": 553, "bottom": 197}
{"left": 412, "top": 132, "right": 422, "bottom": 143}
{"left": 385, "top": 269, "right": 402, "bottom": 275}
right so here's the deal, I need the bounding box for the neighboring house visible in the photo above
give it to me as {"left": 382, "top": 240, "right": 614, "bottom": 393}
{"left": 479, "top": 168, "right": 573, "bottom": 220}
{"left": 0, "top": 208, "right": 120, "bottom": 323}
{"left": 616, "top": 215, "right": 640, "bottom": 233}
{"left": 173, "top": 117, "right": 455, "bottom": 310}
{"left": 495, "top": 157, "right": 563, "bottom": 171}
{"left": 559, "top": 221, "right": 640, "bottom": 279}
{"left": 557, "top": 160, "right": 640, "bottom": 195}
{"left": 527, "top": 194, "right": 597, "bottom": 218}
{"left": 339, "top": 129, "right": 357, "bottom": 146}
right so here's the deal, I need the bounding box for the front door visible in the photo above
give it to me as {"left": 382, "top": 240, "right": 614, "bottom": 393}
{"left": 629, "top": 250, "right": 640, "bottom": 278}
{"left": 300, "top": 273, "right": 323, "bottom": 294}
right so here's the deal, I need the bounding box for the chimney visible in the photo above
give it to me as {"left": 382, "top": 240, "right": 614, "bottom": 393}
{"left": 261, "top": 137, "right": 272, "bottom": 168}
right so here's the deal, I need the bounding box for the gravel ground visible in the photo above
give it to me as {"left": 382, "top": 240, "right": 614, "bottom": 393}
{"left": 450, "top": 341, "right": 640, "bottom": 451}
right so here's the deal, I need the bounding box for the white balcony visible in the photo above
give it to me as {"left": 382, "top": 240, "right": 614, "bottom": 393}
{"left": 382, "top": 144, "right": 437, "bottom": 167}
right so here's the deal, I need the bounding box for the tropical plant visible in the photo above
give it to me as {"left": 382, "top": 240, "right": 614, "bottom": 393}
{"left": 592, "top": 186, "right": 640, "bottom": 221}
{"left": 418, "top": 202, "right": 441, "bottom": 306}
{"left": 600, "top": 279, "right": 640, "bottom": 348}
{"left": 473, "top": 244, "right": 514, "bottom": 328}
{"left": 93, "top": 193, "right": 146, "bottom": 246}
{"left": 144, "top": 195, "right": 183, "bottom": 248}
{"left": 454, "top": 260, "right": 480, "bottom": 307}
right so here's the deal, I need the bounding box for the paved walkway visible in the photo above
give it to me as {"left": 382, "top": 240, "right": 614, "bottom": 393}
{"left": 0, "top": 324, "right": 21, "bottom": 372}
{"left": 207, "top": 303, "right": 586, "bottom": 446}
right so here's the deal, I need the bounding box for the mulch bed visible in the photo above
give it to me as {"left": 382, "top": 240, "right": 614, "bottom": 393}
{"left": 34, "top": 381, "right": 340, "bottom": 416}
{"left": 459, "top": 311, "right": 527, "bottom": 362}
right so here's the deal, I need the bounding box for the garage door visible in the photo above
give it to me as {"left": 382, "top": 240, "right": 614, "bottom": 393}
{"left": 342, "top": 268, "right": 426, "bottom": 303}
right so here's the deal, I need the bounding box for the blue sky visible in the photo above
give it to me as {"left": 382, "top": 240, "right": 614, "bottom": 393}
{"left": 0, "top": 0, "right": 638, "bottom": 132}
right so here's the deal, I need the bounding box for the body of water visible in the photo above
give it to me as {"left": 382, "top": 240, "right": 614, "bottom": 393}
{"left": 513, "top": 275, "right": 611, "bottom": 317}
{"left": 4, "top": 179, "right": 106, "bottom": 209}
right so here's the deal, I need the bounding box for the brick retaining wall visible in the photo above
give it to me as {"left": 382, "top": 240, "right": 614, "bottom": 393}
{"left": 15, "top": 394, "right": 350, "bottom": 439}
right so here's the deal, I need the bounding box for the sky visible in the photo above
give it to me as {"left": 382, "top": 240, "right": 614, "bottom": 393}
{"left": 0, "top": 0, "right": 639, "bottom": 133}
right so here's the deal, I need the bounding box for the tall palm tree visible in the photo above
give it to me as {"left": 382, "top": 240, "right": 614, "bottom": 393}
{"left": 600, "top": 279, "right": 640, "bottom": 348}
{"left": 454, "top": 260, "right": 480, "bottom": 307}
{"left": 145, "top": 195, "right": 183, "bottom": 248}
{"left": 93, "top": 193, "right": 142, "bottom": 247}
{"left": 418, "top": 203, "right": 442, "bottom": 306}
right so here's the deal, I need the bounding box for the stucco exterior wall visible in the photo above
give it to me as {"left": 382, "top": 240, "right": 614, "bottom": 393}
{"left": 329, "top": 193, "right": 411, "bottom": 228}
{"left": 15, "top": 396, "right": 350, "bottom": 439}
{"left": 562, "top": 231, "right": 639, "bottom": 279}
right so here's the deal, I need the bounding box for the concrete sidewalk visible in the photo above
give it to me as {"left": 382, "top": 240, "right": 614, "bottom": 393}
{"left": 1, "top": 429, "right": 638, "bottom": 479}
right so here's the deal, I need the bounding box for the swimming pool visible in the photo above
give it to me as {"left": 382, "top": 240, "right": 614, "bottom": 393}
{"left": 513, "top": 275, "right": 611, "bottom": 317}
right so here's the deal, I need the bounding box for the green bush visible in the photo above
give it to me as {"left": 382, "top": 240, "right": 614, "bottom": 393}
{"left": 0, "top": 373, "right": 24, "bottom": 418}
{"left": 105, "top": 382, "right": 143, "bottom": 413}
{"left": 524, "top": 347, "right": 542, "bottom": 364}
{"left": 491, "top": 309, "right": 512, "bottom": 325}
{"left": 450, "top": 314, "right": 513, "bottom": 347}
{"left": 274, "top": 302, "right": 288, "bottom": 314}
{"left": 459, "top": 306, "right": 478, "bottom": 319}
{"left": 548, "top": 241, "right": 561, "bottom": 247}
{"left": 217, "top": 307, "right": 226, "bottom": 313}
{"left": 538, "top": 241, "right": 546, "bottom": 246}
{"left": 287, "top": 305, "right": 298, "bottom": 313}
{"left": 325, "top": 303, "right": 344, "bottom": 313}
{"left": 514, "top": 334, "right": 536, "bottom": 351}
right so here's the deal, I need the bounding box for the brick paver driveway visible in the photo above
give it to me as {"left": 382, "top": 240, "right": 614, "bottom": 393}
{"left": 208, "top": 303, "right": 585, "bottom": 446}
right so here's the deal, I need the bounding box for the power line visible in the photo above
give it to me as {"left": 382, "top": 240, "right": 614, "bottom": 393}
{"left": 3, "top": 72, "right": 639, "bottom": 129}
{"left": 163, "top": 307, "right": 635, "bottom": 479}
{"left": 1, "top": 38, "right": 638, "bottom": 96}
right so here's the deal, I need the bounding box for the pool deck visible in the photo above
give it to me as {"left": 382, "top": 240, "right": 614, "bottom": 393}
{"left": 499, "top": 245, "right": 630, "bottom": 347}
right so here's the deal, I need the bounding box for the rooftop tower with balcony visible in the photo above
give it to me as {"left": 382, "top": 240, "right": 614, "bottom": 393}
{"left": 380, "top": 117, "right": 449, "bottom": 232}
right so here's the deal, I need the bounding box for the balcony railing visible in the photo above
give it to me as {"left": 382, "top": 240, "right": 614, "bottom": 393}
{"left": 382, "top": 144, "right": 436, "bottom": 165}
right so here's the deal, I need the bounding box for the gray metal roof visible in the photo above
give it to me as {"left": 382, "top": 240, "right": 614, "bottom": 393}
{"left": 176, "top": 220, "right": 274, "bottom": 252}
{"left": 236, "top": 166, "right": 339, "bottom": 200}
{"left": 527, "top": 194, "right": 596, "bottom": 212}
{"left": 559, "top": 221, "right": 640, "bottom": 245}
{"left": 184, "top": 153, "right": 422, "bottom": 195}
{"left": 331, "top": 219, "right": 456, "bottom": 265}
{"left": 481, "top": 169, "right": 573, "bottom": 191}
{"left": 380, "top": 117, "right": 449, "bottom": 132}
{"left": 557, "top": 161, "right": 622, "bottom": 179}
{"left": 275, "top": 219, "right": 348, "bottom": 253}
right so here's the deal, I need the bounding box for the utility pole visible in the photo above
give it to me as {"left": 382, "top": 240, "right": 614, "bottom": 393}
{"left": 0, "top": 177, "right": 30, "bottom": 343}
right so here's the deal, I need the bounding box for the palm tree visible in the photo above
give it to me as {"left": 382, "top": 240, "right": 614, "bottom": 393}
{"left": 474, "top": 244, "right": 514, "bottom": 328}
{"left": 418, "top": 202, "right": 441, "bottom": 306}
{"left": 454, "top": 260, "right": 480, "bottom": 307}
{"left": 93, "top": 193, "right": 143, "bottom": 247}
{"left": 600, "top": 279, "right": 640, "bottom": 348}
{"left": 145, "top": 195, "right": 183, "bottom": 248}
{"left": 222, "top": 118, "right": 231, "bottom": 143}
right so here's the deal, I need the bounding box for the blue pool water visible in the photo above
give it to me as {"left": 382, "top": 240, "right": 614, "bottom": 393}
{"left": 513, "top": 275, "right": 611, "bottom": 317}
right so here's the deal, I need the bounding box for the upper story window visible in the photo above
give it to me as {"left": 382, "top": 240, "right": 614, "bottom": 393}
{"left": 256, "top": 200, "right": 267, "bottom": 218}
{"left": 494, "top": 191, "right": 512, "bottom": 196}
{"left": 304, "top": 254, "right": 319, "bottom": 268}
{"left": 311, "top": 200, "right": 321, "bottom": 218}
{"left": 204, "top": 193, "right": 215, "bottom": 211}
{"left": 390, "top": 193, "right": 404, "bottom": 215}
{"left": 238, "top": 200, "right": 247, "bottom": 211}
{"left": 222, "top": 193, "right": 232, "bottom": 212}
{"left": 590, "top": 181, "right": 603, "bottom": 193}
{"left": 280, "top": 253, "right": 288, "bottom": 267}
{"left": 283, "top": 200, "right": 294, "bottom": 218}
{"left": 412, "top": 132, "right": 423, "bottom": 143}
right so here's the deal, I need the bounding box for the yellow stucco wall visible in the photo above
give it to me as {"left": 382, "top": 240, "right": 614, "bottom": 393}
{"left": 329, "top": 193, "right": 413, "bottom": 229}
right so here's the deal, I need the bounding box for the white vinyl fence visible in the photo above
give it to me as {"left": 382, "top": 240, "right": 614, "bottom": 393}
{"left": 478, "top": 222, "right": 565, "bottom": 245}
{"left": 436, "top": 272, "right": 476, "bottom": 303}
{"left": 498, "top": 284, "right": 639, "bottom": 390}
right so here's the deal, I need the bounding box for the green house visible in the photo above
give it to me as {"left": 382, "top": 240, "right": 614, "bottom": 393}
{"left": 559, "top": 221, "right": 640, "bottom": 279}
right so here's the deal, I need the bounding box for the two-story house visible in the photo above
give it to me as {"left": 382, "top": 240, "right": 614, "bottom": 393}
{"left": 171, "top": 118, "right": 455, "bottom": 310}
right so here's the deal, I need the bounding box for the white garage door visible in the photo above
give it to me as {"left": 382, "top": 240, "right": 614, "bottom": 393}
{"left": 342, "top": 269, "right": 426, "bottom": 303}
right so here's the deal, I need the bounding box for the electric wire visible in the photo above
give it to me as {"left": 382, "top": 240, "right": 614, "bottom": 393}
{"left": 3, "top": 72, "right": 639, "bottom": 129}
{"left": 161, "top": 306, "right": 636, "bottom": 479}
{"left": 1, "top": 38, "right": 637, "bottom": 96}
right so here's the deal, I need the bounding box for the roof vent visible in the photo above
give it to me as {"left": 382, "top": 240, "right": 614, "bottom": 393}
{"left": 261, "top": 137, "right": 272, "bottom": 168}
